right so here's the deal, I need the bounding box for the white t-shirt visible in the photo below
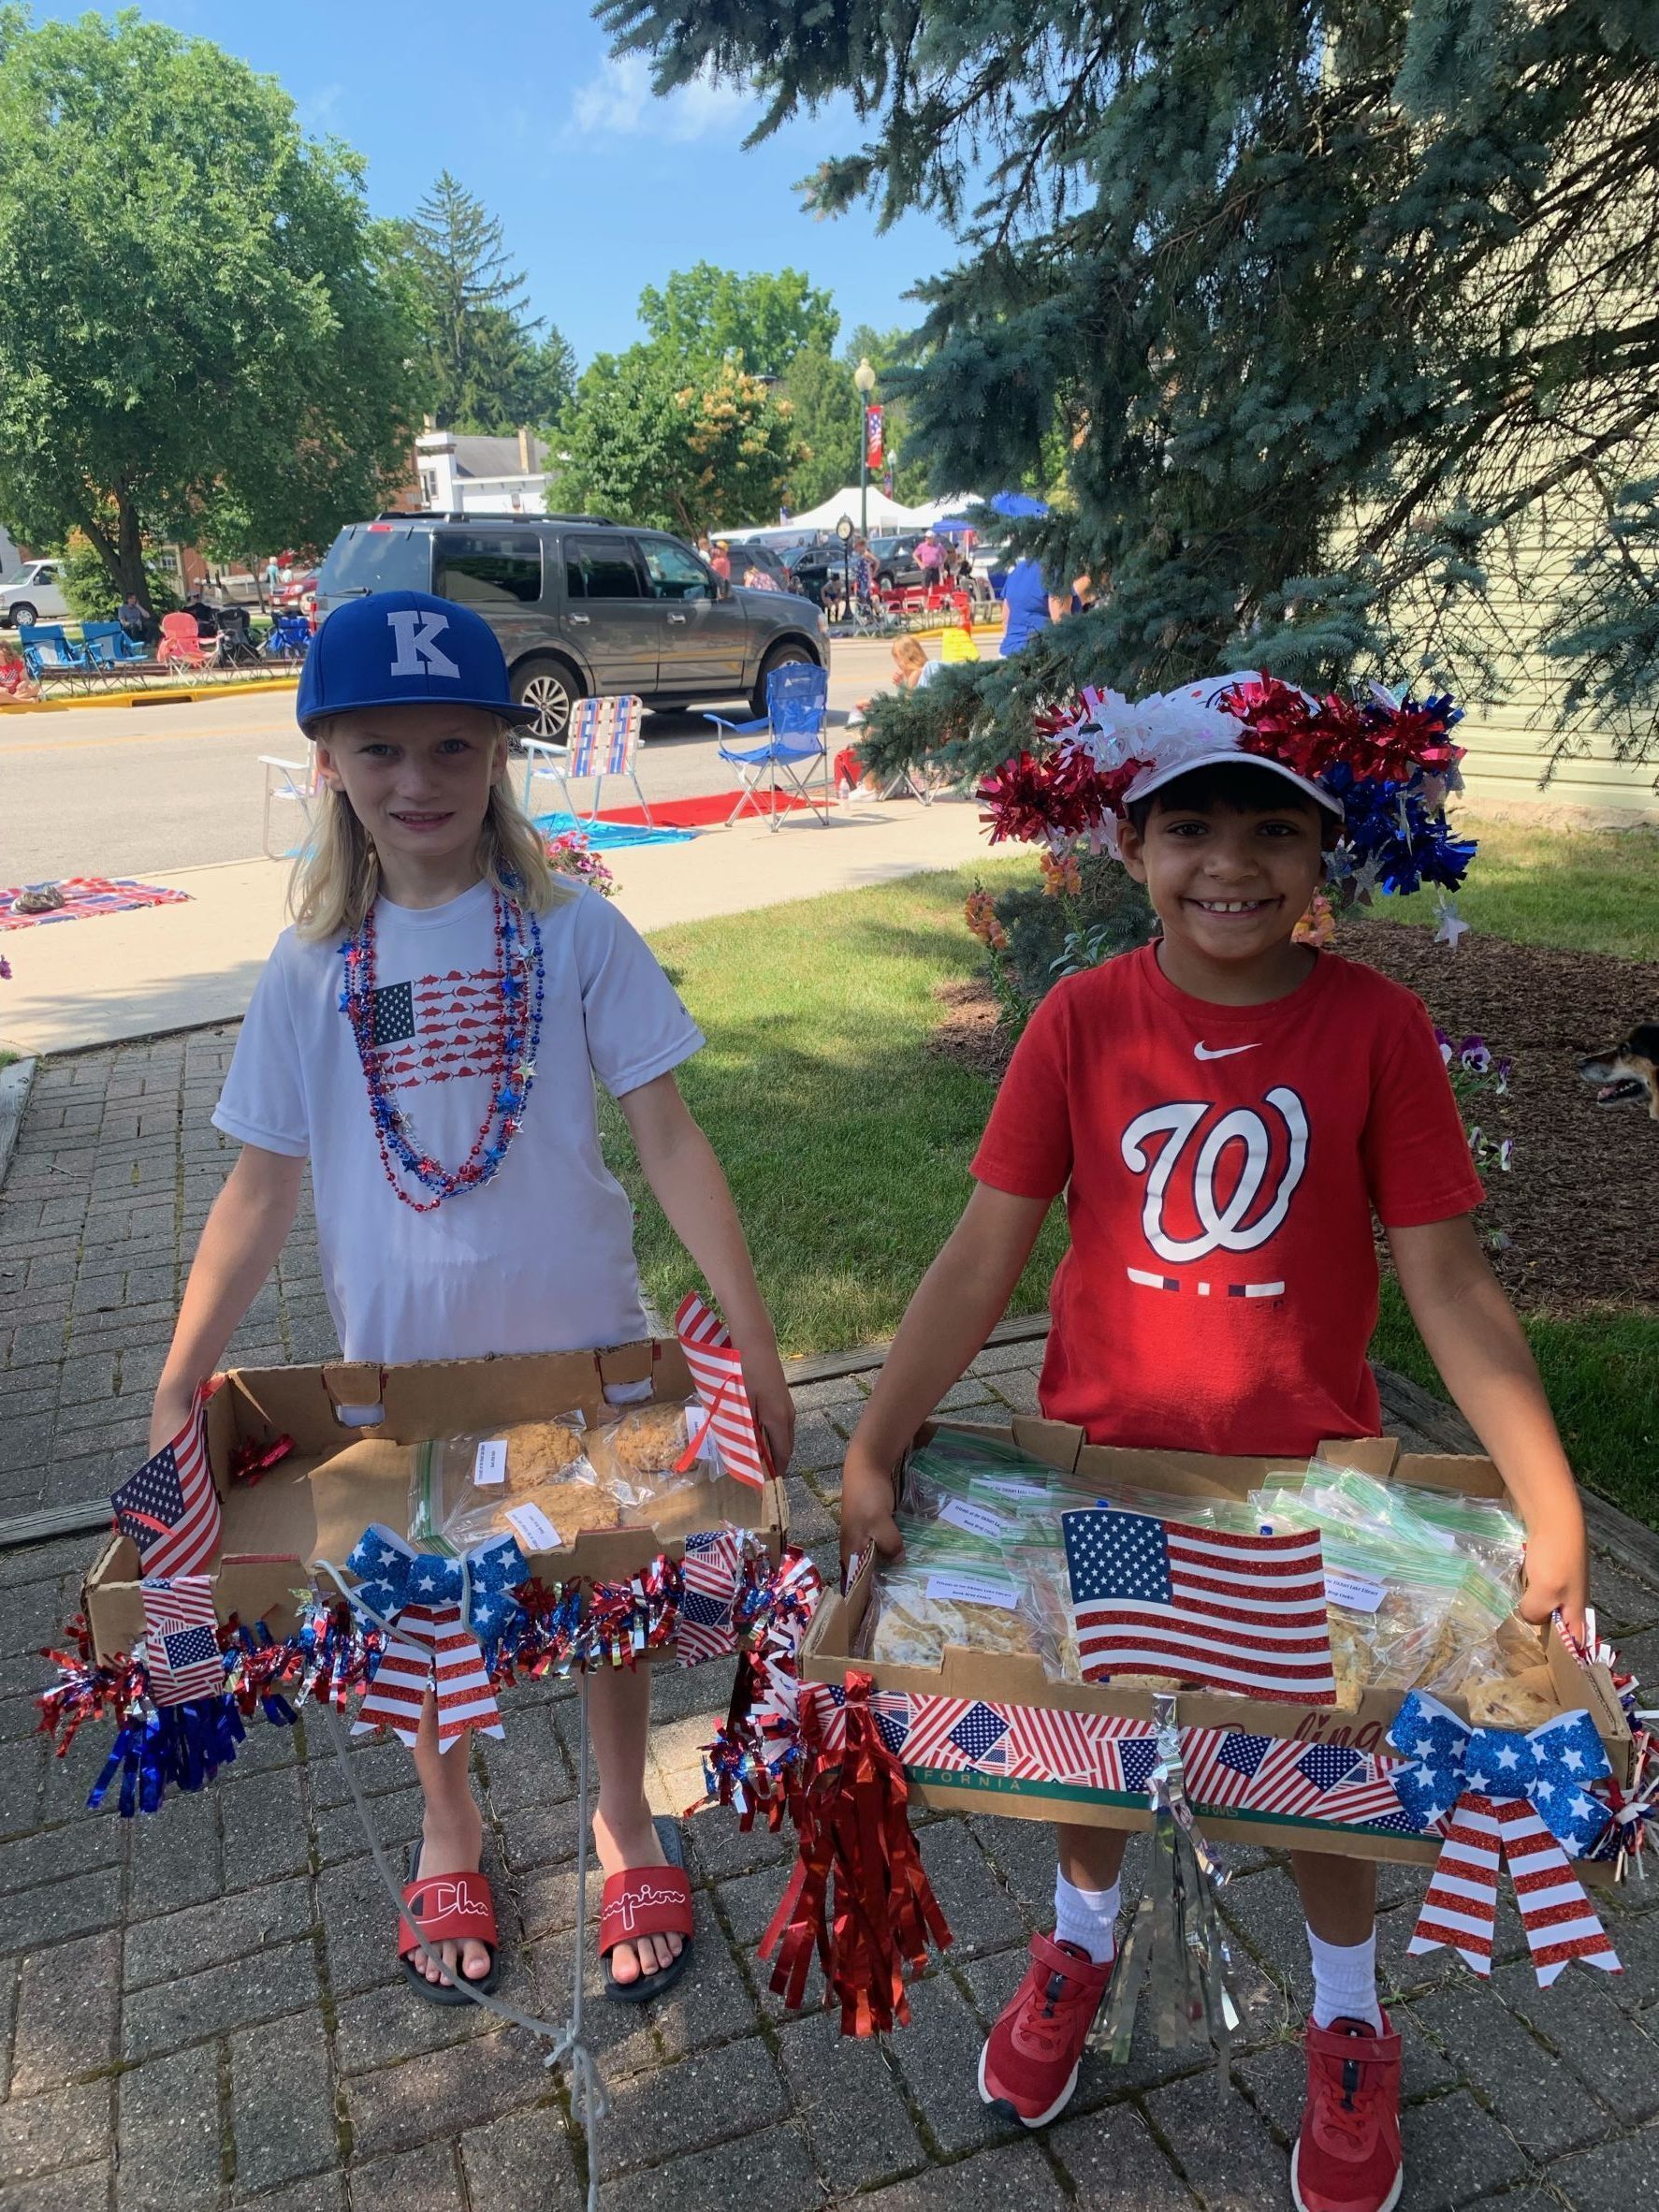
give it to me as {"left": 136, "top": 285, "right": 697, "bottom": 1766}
{"left": 213, "top": 881, "right": 703, "bottom": 1364}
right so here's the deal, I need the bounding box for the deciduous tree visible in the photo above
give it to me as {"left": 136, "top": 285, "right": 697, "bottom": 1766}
{"left": 0, "top": 10, "right": 418, "bottom": 605}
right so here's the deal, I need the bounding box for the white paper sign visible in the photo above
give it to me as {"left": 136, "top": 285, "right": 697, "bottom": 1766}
{"left": 503, "top": 1502, "right": 560, "bottom": 1552}
{"left": 927, "top": 1571, "right": 1018, "bottom": 1611}
{"left": 939, "top": 1497, "right": 1014, "bottom": 1542}
{"left": 473, "top": 1439, "right": 508, "bottom": 1486}
{"left": 1326, "top": 1568, "right": 1389, "bottom": 1614}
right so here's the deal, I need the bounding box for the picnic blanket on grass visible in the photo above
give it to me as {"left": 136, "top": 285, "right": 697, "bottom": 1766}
{"left": 0, "top": 878, "right": 191, "bottom": 930}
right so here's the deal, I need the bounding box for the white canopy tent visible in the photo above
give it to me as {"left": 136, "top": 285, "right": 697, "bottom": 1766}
{"left": 727, "top": 485, "right": 953, "bottom": 539}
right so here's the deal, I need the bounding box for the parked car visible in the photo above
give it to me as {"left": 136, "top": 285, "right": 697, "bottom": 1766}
{"left": 315, "top": 513, "right": 830, "bottom": 740}
{"left": 716, "top": 540, "right": 794, "bottom": 589}
{"left": 0, "top": 558, "right": 70, "bottom": 628}
{"left": 273, "top": 570, "right": 319, "bottom": 609}
{"left": 867, "top": 533, "right": 932, "bottom": 591}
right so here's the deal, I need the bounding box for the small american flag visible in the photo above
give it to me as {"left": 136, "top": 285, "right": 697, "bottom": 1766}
{"left": 1181, "top": 1726, "right": 1407, "bottom": 1826}
{"left": 141, "top": 1575, "right": 225, "bottom": 1705}
{"left": 676, "top": 1526, "right": 744, "bottom": 1666}
{"left": 1063, "top": 1508, "right": 1336, "bottom": 1706}
{"left": 111, "top": 1397, "right": 221, "bottom": 1578}
{"left": 674, "top": 1292, "right": 769, "bottom": 1489}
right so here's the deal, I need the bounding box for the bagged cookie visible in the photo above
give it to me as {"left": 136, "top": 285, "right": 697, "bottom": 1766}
{"left": 584, "top": 1398, "right": 718, "bottom": 1521}
{"left": 407, "top": 1418, "right": 612, "bottom": 1554}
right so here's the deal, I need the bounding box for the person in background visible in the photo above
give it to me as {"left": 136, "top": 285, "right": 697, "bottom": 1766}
{"left": 915, "top": 530, "right": 942, "bottom": 582}
{"left": 709, "top": 540, "right": 733, "bottom": 582}
{"left": 739, "top": 552, "right": 779, "bottom": 591}
{"left": 835, "top": 633, "right": 931, "bottom": 800}
{"left": 117, "top": 592, "right": 155, "bottom": 648}
{"left": 695, "top": 533, "right": 714, "bottom": 563}
{"left": 182, "top": 586, "right": 219, "bottom": 640}
{"left": 998, "top": 556, "right": 1070, "bottom": 657}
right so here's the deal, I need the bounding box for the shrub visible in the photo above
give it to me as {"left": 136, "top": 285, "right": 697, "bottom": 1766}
{"left": 58, "top": 532, "right": 180, "bottom": 621}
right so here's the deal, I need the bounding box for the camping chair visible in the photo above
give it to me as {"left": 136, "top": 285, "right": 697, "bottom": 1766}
{"left": 80, "top": 621, "right": 149, "bottom": 672}
{"left": 213, "top": 605, "right": 262, "bottom": 668}
{"left": 518, "top": 694, "right": 651, "bottom": 828}
{"left": 17, "top": 624, "right": 92, "bottom": 685}
{"left": 157, "top": 611, "right": 209, "bottom": 669}
{"left": 259, "top": 744, "right": 320, "bottom": 859}
{"left": 704, "top": 661, "right": 831, "bottom": 830}
{"left": 265, "top": 613, "right": 312, "bottom": 662}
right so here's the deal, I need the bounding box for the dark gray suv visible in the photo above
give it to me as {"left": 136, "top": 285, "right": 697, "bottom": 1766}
{"left": 315, "top": 513, "right": 829, "bottom": 739}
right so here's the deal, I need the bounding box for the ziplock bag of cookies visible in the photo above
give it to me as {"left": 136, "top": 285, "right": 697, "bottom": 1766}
{"left": 901, "top": 1427, "right": 1056, "bottom": 1521}
{"left": 407, "top": 1419, "right": 609, "bottom": 1553}
{"left": 585, "top": 1397, "right": 716, "bottom": 1518}
{"left": 856, "top": 1525, "right": 1053, "bottom": 1670}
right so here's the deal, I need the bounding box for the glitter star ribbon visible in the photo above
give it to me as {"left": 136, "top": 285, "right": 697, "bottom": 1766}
{"left": 1388, "top": 1690, "right": 1621, "bottom": 1985}
{"left": 340, "top": 1523, "right": 527, "bottom": 1752}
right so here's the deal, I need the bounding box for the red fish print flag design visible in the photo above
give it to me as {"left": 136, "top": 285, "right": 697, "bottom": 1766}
{"left": 367, "top": 969, "right": 504, "bottom": 1090}
{"left": 1062, "top": 1507, "right": 1336, "bottom": 1705}
{"left": 110, "top": 1391, "right": 220, "bottom": 1578}
{"left": 674, "top": 1292, "right": 770, "bottom": 1489}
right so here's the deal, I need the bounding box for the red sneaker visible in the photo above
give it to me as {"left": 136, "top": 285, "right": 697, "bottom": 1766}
{"left": 977, "top": 1931, "right": 1113, "bottom": 2128}
{"left": 1291, "top": 2013, "right": 1404, "bottom": 2212}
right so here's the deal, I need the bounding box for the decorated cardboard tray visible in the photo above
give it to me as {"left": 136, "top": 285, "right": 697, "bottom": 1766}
{"left": 82, "top": 1338, "right": 786, "bottom": 1665}
{"left": 799, "top": 1418, "right": 1629, "bottom": 1870}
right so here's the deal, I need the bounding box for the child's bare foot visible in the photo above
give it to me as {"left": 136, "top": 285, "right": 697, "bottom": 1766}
{"left": 593, "top": 1799, "right": 684, "bottom": 1986}
{"left": 414, "top": 1801, "right": 492, "bottom": 1987}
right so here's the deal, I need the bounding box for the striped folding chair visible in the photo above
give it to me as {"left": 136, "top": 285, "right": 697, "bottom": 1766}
{"left": 519, "top": 694, "right": 650, "bottom": 827}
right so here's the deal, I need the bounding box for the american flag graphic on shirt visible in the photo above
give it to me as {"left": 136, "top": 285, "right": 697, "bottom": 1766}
{"left": 1063, "top": 1507, "right": 1336, "bottom": 1704}
{"left": 141, "top": 1575, "right": 225, "bottom": 1705}
{"left": 366, "top": 969, "right": 502, "bottom": 1091}
{"left": 111, "top": 1398, "right": 220, "bottom": 1578}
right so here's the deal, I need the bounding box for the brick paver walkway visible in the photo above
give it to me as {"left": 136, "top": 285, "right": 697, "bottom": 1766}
{"left": 5, "top": 1036, "right": 1659, "bottom": 2209}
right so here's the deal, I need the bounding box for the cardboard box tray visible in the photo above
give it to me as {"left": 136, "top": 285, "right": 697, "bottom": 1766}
{"left": 83, "top": 1340, "right": 785, "bottom": 1664}
{"left": 800, "top": 1419, "right": 1628, "bottom": 1870}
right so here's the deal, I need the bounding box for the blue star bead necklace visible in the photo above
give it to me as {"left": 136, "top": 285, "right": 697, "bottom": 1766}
{"left": 340, "top": 887, "right": 546, "bottom": 1212}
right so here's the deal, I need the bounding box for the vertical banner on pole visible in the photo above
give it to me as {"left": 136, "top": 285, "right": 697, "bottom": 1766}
{"left": 865, "top": 405, "right": 885, "bottom": 471}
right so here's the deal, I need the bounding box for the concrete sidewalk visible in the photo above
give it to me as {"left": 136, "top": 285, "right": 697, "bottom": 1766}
{"left": 0, "top": 796, "right": 988, "bottom": 1057}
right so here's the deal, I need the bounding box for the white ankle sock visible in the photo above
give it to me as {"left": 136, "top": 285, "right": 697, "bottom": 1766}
{"left": 1306, "top": 1926, "right": 1382, "bottom": 2030}
{"left": 1054, "top": 1872, "right": 1121, "bottom": 1965}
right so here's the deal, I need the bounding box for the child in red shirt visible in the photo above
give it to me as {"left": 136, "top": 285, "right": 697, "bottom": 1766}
{"left": 842, "top": 683, "right": 1588, "bottom": 2212}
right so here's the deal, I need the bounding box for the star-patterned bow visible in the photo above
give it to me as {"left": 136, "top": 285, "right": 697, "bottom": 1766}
{"left": 342, "top": 1523, "right": 527, "bottom": 1753}
{"left": 1388, "top": 1691, "right": 1621, "bottom": 1985}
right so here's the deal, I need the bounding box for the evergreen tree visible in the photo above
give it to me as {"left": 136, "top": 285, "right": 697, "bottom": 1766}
{"left": 405, "top": 171, "right": 574, "bottom": 433}
{"left": 602, "top": 2, "right": 1659, "bottom": 779}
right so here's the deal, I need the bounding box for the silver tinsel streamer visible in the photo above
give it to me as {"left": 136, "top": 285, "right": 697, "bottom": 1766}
{"left": 1095, "top": 1694, "right": 1245, "bottom": 2086}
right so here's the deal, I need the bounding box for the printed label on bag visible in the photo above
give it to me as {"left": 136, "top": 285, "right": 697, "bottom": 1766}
{"left": 1325, "top": 1568, "right": 1389, "bottom": 1614}
{"left": 926, "top": 1571, "right": 1019, "bottom": 1611}
{"left": 939, "top": 1497, "right": 1015, "bottom": 1542}
{"left": 503, "top": 1502, "right": 560, "bottom": 1552}
{"left": 978, "top": 1477, "right": 1050, "bottom": 1503}
{"left": 473, "top": 1439, "right": 508, "bottom": 1486}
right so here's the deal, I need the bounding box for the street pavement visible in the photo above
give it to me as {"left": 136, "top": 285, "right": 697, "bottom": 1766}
{"left": 1, "top": 638, "right": 921, "bottom": 884}
{"left": 4, "top": 1038, "right": 1659, "bottom": 2209}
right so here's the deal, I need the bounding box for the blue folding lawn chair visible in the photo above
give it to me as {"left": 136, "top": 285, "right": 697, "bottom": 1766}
{"left": 265, "top": 614, "right": 312, "bottom": 662}
{"left": 704, "top": 661, "right": 831, "bottom": 830}
{"left": 80, "top": 621, "right": 150, "bottom": 670}
{"left": 17, "top": 624, "right": 92, "bottom": 686}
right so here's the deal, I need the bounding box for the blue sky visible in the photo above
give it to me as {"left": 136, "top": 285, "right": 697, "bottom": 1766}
{"left": 37, "top": 1, "right": 955, "bottom": 365}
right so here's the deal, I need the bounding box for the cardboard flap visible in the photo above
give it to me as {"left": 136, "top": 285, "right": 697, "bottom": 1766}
{"left": 1317, "top": 1436, "right": 1401, "bottom": 1479}
{"left": 322, "top": 1362, "right": 386, "bottom": 1419}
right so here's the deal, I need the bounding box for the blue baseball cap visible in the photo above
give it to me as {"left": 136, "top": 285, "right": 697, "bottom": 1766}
{"left": 296, "top": 588, "right": 535, "bottom": 734}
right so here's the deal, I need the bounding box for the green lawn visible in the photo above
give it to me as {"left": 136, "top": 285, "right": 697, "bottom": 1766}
{"left": 1383, "top": 813, "right": 1659, "bottom": 960}
{"left": 604, "top": 826, "right": 1659, "bottom": 1523}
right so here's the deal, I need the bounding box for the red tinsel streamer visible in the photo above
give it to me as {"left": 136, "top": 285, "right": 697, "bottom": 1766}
{"left": 977, "top": 745, "right": 1127, "bottom": 846}
{"left": 37, "top": 1615, "right": 150, "bottom": 1757}
{"left": 229, "top": 1433, "right": 295, "bottom": 1485}
{"left": 759, "top": 1670, "right": 953, "bottom": 2036}
{"left": 1227, "top": 676, "right": 1463, "bottom": 789}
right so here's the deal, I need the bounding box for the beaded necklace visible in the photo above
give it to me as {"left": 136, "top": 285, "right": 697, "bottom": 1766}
{"left": 339, "top": 886, "right": 546, "bottom": 1213}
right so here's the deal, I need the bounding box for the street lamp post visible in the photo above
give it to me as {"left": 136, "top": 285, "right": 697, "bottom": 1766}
{"left": 853, "top": 356, "right": 876, "bottom": 539}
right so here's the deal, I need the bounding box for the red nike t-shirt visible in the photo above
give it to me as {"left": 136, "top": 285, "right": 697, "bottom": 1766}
{"left": 971, "top": 945, "right": 1484, "bottom": 1455}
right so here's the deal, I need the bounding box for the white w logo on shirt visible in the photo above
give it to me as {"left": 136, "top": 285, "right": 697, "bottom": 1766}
{"left": 1121, "top": 1086, "right": 1309, "bottom": 1263}
{"left": 386, "top": 609, "right": 460, "bottom": 679}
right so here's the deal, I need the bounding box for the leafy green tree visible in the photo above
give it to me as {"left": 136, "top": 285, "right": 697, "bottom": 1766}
{"left": 558, "top": 347, "right": 803, "bottom": 535}
{"left": 58, "top": 531, "right": 178, "bottom": 623}
{"left": 404, "top": 171, "right": 575, "bottom": 433}
{"left": 638, "top": 262, "right": 837, "bottom": 378}
{"left": 780, "top": 345, "right": 859, "bottom": 510}
{"left": 0, "top": 10, "right": 419, "bottom": 607}
{"left": 602, "top": 1, "right": 1659, "bottom": 779}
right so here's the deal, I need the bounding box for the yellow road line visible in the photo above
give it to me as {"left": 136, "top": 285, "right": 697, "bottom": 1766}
{"left": 0, "top": 718, "right": 296, "bottom": 757}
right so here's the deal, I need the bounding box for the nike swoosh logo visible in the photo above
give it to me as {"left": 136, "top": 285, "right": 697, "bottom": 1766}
{"left": 1194, "top": 1041, "right": 1259, "bottom": 1060}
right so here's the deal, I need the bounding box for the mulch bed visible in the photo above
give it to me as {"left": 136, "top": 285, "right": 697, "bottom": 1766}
{"left": 928, "top": 923, "right": 1659, "bottom": 1316}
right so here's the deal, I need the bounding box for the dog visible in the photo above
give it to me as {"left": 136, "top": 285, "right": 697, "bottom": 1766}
{"left": 1577, "top": 1025, "right": 1659, "bottom": 1120}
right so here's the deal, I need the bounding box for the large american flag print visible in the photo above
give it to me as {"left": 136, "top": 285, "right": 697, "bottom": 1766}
{"left": 1063, "top": 1507, "right": 1336, "bottom": 1704}
{"left": 111, "top": 1398, "right": 220, "bottom": 1578}
{"left": 141, "top": 1575, "right": 225, "bottom": 1705}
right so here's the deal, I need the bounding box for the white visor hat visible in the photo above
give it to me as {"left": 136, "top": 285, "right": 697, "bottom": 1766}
{"left": 1083, "top": 671, "right": 1346, "bottom": 821}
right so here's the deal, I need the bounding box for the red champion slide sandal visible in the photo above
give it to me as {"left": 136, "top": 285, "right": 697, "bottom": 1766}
{"left": 398, "top": 1846, "right": 502, "bottom": 2006}
{"left": 600, "top": 1815, "right": 695, "bottom": 2003}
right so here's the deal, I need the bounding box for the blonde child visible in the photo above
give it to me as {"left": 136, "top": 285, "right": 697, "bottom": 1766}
{"left": 837, "top": 634, "right": 932, "bottom": 799}
{"left": 151, "top": 590, "right": 793, "bottom": 2003}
